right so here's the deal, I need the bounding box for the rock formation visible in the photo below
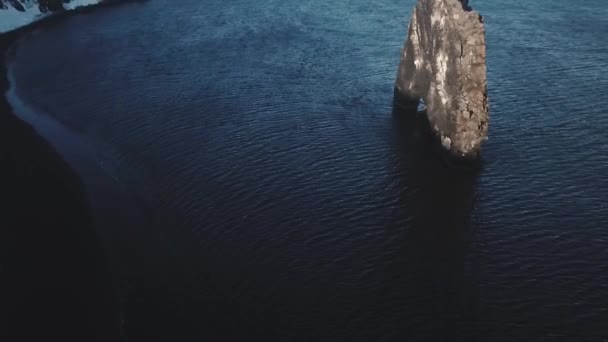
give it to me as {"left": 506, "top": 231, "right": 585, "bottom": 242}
{"left": 394, "top": 0, "right": 488, "bottom": 158}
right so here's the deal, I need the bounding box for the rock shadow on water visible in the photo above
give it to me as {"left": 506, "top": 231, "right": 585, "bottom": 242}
{"left": 382, "top": 103, "right": 483, "bottom": 340}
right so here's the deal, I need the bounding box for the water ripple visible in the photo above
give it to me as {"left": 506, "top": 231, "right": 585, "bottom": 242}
{"left": 7, "top": 0, "right": 608, "bottom": 340}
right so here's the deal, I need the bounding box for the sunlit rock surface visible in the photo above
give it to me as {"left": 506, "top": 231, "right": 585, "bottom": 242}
{"left": 395, "top": 0, "right": 488, "bottom": 158}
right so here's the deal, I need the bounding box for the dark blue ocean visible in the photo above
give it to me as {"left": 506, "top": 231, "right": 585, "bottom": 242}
{"left": 7, "top": 0, "right": 608, "bottom": 340}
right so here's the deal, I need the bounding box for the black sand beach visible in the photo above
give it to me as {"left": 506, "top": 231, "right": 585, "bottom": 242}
{"left": 0, "top": 29, "right": 121, "bottom": 341}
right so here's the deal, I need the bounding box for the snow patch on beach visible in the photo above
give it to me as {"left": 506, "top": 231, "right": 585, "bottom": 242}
{"left": 64, "top": 0, "right": 100, "bottom": 10}
{"left": 0, "top": 2, "right": 45, "bottom": 34}
{"left": 0, "top": 0, "right": 101, "bottom": 34}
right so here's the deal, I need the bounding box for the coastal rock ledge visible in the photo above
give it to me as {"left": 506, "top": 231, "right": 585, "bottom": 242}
{"left": 394, "top": 0, "right": 488, "bottom": 158}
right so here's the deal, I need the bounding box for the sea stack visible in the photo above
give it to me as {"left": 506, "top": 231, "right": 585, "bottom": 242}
{"left": 394, "top": 0, "right": 488, "bottom": 158}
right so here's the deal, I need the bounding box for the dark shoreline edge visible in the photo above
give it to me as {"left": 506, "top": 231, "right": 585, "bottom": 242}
{"left": 0, "top": 2, "right": 130, "bottom": 341}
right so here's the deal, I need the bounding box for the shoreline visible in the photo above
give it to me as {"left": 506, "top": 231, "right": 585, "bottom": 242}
{"left": 0, "top": 0, "right": 128, "bottom": 36}
{"left": 0, "top": 4, "right": 127, "bottom": 341}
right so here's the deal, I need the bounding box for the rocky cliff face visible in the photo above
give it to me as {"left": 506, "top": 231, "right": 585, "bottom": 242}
{"left": 394, "top": 0, "right": 488, "bottom": 159}
{"left": 0, "top": 0, "right": 100, "bottom": 33}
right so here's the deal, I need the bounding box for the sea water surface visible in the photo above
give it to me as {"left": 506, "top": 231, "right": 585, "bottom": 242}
{"left": 7, "top": 0, "right": 608, "bottom": 340}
